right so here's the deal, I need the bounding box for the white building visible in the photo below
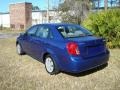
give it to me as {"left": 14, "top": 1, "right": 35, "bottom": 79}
{"left": 0, "top": 13, "right": 10, "bottom": 27}
{"left": 32, "top": 10, "right": 61, "bottom": 25}
{"left": 0, "top": 10, "right": 61, "bottom": 28}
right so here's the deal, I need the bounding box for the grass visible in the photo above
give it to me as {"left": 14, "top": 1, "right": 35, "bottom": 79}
{"left": 0, "top": 28, "right": 24, "bottom": 34}
{"left": 0, "top": 38, "right": 120, "bottom": 90}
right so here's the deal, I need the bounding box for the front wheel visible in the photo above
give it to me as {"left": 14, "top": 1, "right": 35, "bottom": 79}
{"left": 16, "top": 44, "right": 24, "bottom": 55}
{"left": 45, "top": 55, "right": 59, "bottom": 75}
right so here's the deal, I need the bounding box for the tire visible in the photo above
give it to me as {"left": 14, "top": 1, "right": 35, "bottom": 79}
{"left": 45, "top": 55, "right": 59, "bottom": 75}
{"left": 16, "top": 44, "right": 24, "bottom": 55}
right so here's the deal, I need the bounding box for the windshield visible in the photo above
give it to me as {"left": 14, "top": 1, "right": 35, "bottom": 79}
{"left": 56, "top": 25, "right": 93, "bottom": 38}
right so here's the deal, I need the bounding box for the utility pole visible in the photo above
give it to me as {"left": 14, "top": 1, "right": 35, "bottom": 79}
{"left": 47, "top": 0, "right": 50, "bottom": 23}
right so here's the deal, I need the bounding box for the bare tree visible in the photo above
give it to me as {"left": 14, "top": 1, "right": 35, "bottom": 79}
{"left": 109, "top": 0, "right": 117, "bottom": 7}
{"left": 89, "top": 0, "right": 101, "bottom": 10}
{"left": 104, "top": 0, "right": 108, "bottom": 10}
{"left": 58, "top": 0, "right": 91, "bottom": 24}
{"left": 116, "top": 0, "right": 119, "bottom": 7}
{"left": 110, "top": 0, "right": 113, "bottom": 7}
{"left": 98, "top": 0, "right": 100, "bottom": 10}
{"left": 117, "top": 0, "right": 120, "bottom": 7}
{"left": 32, "top": 5, "right": 40, "bottom": 11}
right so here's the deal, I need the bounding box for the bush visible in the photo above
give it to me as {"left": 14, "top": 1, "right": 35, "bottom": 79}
{"left": 82, "top": 9, "right": 120, "bottom": 48}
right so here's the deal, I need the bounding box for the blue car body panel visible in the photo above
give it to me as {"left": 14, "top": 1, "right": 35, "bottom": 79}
{"left": 17, "top": 23, "right": 109, "bottom": 73}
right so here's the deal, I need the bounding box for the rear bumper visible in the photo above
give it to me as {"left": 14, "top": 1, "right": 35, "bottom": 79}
{"left": 61, "top": 51, "right": 109, "bottom": 73}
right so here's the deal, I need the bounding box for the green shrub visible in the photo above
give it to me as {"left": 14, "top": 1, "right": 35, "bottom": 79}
{"left": 82, "top": 9, "right": 120, "bottom": 48}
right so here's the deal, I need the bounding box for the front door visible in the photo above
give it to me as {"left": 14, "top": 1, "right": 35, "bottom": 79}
{"left": 22, "top": 26, "right": 38, "bottom": 55}
{"left": 30, "top": 25, "right": 50, "bottom": 60}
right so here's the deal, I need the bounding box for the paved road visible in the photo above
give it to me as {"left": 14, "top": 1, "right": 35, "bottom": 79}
{"left": 0, "top": 33, "right": 19, "bottom": 39}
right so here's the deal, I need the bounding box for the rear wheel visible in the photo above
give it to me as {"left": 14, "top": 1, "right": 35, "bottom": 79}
{"left": 45, "top": 55, "right": 59, "bottom": 75}
{"left": 16, "top": 44, "right": 24, "bottom": 55}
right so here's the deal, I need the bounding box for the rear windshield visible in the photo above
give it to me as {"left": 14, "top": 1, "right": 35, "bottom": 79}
{"left": 56, "top": 25, "right": 93, "bottom": 38}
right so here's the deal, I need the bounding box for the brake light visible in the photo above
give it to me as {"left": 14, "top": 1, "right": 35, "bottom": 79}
{"left": 66, "top": 42, "right": 80, "bottom": 55}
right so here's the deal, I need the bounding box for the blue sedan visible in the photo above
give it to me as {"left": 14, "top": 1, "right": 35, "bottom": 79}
{"left": 16, "top": 23, "right": 109, "bottom": 75}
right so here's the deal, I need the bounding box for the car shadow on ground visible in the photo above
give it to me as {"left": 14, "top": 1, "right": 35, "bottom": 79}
{"left": 21, "top": 54, "right": 108, "bottom": 77}
{"left": 61, "top": 63, "right": 108, "bottom": 77}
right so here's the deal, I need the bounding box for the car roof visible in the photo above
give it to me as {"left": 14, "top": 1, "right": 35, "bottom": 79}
{"left": 35, "top": 23, "right": 79, "bottom": 27}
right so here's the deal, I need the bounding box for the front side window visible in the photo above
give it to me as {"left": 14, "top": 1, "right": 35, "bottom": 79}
{"left": 26, "top": 26, "right": 38, "bottom": 36}
{"left": 36, "top": 26, "right": 49, "bottom": 38}
{"left": 57, "top": 25, "right": 92, "bottom": 38}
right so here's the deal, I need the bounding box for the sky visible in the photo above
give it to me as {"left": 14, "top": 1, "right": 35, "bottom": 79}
{"left": 0, "top": 0, "right": 115, "bottom": 12}
{"left": 0, "top": 0, "right": 60, "bottom": 12}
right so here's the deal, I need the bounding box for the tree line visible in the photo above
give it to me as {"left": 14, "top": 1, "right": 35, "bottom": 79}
{"left": 58, "top": 0, "right": 120, "bottom": 24}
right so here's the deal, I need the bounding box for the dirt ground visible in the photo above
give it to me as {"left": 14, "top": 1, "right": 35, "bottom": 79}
{"left": 0, "top": 38, "right": 120, "bottom": 90}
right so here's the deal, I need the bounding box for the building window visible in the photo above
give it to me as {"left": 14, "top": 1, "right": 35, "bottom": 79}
{"left": 20, "top": 24, "right": 24, "bottom": 29}
{"left": 11, "top": 24, "right": 15, "bottom": 28}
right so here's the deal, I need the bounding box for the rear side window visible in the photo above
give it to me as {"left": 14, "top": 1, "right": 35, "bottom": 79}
{"left": 26, "top": 26, "right": 38, "bottom": 36}
{"left": 36, "top": 26, "right": 50, "bottom": 38}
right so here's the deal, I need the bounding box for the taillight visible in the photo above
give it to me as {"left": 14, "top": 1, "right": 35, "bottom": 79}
{"left": 66, "top": 42, "right": 80, "bottom": 55}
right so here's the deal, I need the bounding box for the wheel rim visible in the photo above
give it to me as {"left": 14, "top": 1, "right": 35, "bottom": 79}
{"left": 45, "top": 57, "right": 54, "bottom": 73}
{"left": 17, "top": 44, "right": 21, "bottom": 54}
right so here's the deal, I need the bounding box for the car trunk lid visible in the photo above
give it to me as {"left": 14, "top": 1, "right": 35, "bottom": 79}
{"left": 66, "top": 36, "right": 106, "bottom": 58}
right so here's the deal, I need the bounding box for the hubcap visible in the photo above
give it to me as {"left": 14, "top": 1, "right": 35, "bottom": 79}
{"left": 45, "top": 57, "right": 54, "bottom": 73}
{"left": 17, "top": 44, "right": 21, "bottom": 54}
